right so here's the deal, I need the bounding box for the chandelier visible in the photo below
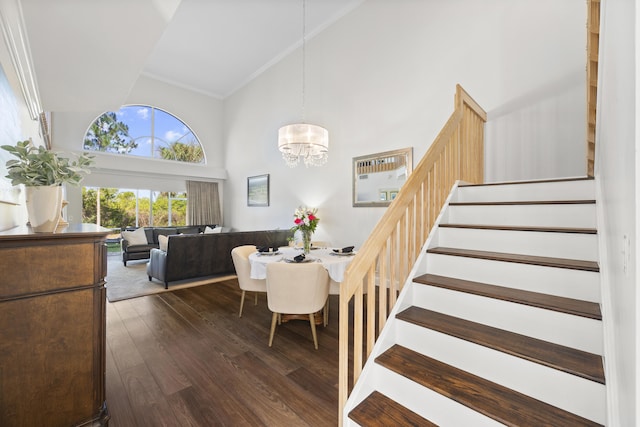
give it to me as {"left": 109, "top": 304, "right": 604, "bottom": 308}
{"left": 278, "top": 0, "right": 329, "bottom": 167}
{"left": 278, "top": 123, "right": 328, "bottom": 167}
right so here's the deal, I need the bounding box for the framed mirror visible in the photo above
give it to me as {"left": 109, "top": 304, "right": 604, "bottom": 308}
{"left": 352, "top": 147, "right": 413, "bottom": 207}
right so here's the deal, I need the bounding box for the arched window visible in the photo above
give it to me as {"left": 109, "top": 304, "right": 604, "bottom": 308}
{"left": 83, "top": 105, "right": 204, "bottom": 163}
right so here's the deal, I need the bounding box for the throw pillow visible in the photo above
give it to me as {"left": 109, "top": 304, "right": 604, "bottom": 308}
{"left": 158, "top": 234, "right": 169, "bottom": 252}
{"left": 122, "top": 227, "right": 148, "bottom": 246}
{"left": 204, "top": 226, "right": 217, "bottom": 234}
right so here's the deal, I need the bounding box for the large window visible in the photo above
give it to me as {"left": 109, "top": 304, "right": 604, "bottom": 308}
{"left": 83, "top": 105, "right": 204, "bottom": 163}
{"left": 82, "top": 187, "right": 187, "bottom": 229}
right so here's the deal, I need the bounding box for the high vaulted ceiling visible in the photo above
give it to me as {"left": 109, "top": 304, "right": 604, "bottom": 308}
{"left": 14, "top": 0, "right": 363, "bottom": 113}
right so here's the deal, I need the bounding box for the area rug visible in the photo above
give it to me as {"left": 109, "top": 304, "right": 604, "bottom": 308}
{"left": 105, "top": 255, "right": 237, "bottom": 302}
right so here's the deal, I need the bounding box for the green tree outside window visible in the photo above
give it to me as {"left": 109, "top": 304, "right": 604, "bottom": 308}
{"left": 84, "top": 105, "right": 204, "bottom": 163}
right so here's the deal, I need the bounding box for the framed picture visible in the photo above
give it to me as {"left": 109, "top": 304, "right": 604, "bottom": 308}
{"left": 247, "top": 174, "right": 269, "bottom": 207}
{"left": 379, "top": 190, "right": 388, "bottom": 201}
{"left": 389, "top": 190, "right": 398, "bottom": 200}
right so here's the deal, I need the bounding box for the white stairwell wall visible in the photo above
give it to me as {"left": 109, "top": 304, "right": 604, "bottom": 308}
{"left": 344, "top": 178, "right": 607, "bottom": 426}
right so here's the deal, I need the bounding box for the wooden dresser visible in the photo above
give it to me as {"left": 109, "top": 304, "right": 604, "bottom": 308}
{"left": 0, "top": 224, "right": 110, "bottom": 426}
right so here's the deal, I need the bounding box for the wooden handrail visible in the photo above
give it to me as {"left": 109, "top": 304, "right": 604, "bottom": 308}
{"left": 338, "top": 84, "right": 486, "bottom": 425}
{"left": 586, "top": 0, "right": 600, "bottom": 177}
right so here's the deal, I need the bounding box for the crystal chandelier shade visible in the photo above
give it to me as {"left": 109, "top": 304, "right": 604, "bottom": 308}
{"left": 278, "top": 123, "right": 328, "bottom": 167}
{"left": 277, "top": 0, "right": 328, "bottom": 167}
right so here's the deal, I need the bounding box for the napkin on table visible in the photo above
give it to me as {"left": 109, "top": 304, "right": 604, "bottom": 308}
{"left": 333, "top": 246, "right": 355, "bottom": 254}
{"left": 257, "top": 246, "right": 278, "bottom": 253}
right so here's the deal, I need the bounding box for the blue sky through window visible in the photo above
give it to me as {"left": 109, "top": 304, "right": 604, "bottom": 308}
{"left": 86, "top": 105, "right": 203, "bottom": 162}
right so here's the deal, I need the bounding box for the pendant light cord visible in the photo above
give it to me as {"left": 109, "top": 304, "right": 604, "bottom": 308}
{"left": 301, "top": 0, "right": 306, "bottom": 124}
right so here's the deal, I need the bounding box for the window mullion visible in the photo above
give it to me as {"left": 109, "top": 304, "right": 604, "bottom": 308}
{"left": 150, "top": 108, "right": 155, "bottom": 157}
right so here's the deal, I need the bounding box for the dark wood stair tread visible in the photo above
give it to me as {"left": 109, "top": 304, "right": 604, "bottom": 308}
{"left": 348, "top": 390, "right": 437, "bottom": 427}
{"left": 376, "top": 345, "right": 603, "bottom": 427}
{"left": 396, "top": 306, "right": 605, "bottom": 384}
{"left": 458, "top": 177, "right": 594, "bottom": 187}
{"left": 449, "top": 199, "right": 595, "bottom": 206}
{"left": 413, "top": 273, "right": 601, "bottom": 320}
{"left": 426, "top": 247, "right": 600, "bottom": 272}
{"left": 439, "top": 223, "right": 597, "bottom": 234}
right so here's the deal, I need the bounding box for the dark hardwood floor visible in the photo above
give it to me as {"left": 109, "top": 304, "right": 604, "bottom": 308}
{"left": 106, "top": 279, "right": 342, "bottom": 426}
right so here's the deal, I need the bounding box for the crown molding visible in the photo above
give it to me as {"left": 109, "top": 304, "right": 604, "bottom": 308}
{"left": 0, "top": 0, "right": 41, "bottom": 120}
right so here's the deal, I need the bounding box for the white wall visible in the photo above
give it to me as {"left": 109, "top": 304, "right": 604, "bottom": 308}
{"left": 596, "top": 0, "right": 638, "bottom": 424}
{"left": 52, "top": 75, "right": 226, "bottom": 223}
{"left": 1, "top": 0, "right": 587, "bottom": 242}
{"left": 223, "top": 0, "right": 587, "bottom": 247}
{"left": 0, "top": 47, "right": 44, "bottom": 230}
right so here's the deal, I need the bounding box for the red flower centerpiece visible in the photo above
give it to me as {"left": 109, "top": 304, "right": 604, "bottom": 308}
{"left": 291, "top": 206, "right": 319, "bottom": 254}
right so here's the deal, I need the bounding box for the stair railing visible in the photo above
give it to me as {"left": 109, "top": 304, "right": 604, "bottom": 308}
{"left": 586, "top": 0, "right": 600, "bottom": 177}
{"left": 338, "top": 84, "right": 486, "bottom": 425}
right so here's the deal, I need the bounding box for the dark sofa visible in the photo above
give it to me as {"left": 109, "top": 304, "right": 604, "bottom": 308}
{"left": 121, "top": 225, "right": 216, "bottom": 266}
{"left": 146, "top": 229, "right": 292, "bottom": 288}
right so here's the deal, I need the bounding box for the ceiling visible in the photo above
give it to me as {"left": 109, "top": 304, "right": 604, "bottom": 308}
{"left": 15, "top": 0, "right": 363, "bottom": 113}
{"left": 143, "top": 0, "right": 364, "bottom": 98}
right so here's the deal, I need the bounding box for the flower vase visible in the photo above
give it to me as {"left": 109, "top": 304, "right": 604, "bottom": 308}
{"left": 302, "top": 230, "right": 312, "bottom": 254}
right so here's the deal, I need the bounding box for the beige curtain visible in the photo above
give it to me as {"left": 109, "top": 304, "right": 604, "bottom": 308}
{"left": 186, "top": 180, "right": 222, "bottom": 226}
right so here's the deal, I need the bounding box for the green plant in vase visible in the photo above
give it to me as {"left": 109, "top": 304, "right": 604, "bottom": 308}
{"left": 2, "top": 140, "right": 94, "bottom": 232}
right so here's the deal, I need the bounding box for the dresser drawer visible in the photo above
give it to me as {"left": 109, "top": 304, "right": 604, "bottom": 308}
{"left": 0, "top": 242, "right": 99, "bottom": 299}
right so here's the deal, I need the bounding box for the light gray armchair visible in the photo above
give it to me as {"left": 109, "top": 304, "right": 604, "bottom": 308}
{"left": 146, "top": 248, "right": 168, "bottom": 288}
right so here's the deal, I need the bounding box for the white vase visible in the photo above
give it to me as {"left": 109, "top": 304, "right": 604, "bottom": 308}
{"left": 25, "top": 185, "right": 63, "bottom": 232}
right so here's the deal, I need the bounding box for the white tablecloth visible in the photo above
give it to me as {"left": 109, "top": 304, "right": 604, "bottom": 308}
{"left": 248, "top": 247, "right": 355, "bottom": 283}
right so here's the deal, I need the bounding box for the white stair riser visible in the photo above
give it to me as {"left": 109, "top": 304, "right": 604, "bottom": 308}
{"left": 436, "top": 227, "right": 598, "bottom": 261}
{"left": 422, "top": 253, "right": 601, "bottom": 303}
{"left": 395, "top": 322, "right": 606, "bottom": 424}
{"left": 446, "top": 204, "right": 596, "bottom": 228}
{"left": 368, "top": 365, "right": 504, "bottom": 426}
{"left": 345, "top": 179, "right": 606, "bottom": 426}
{"left": 410, "top": 284, "right": 603, "bottom": 354}
{"left": 456, "top": 180, "right": 594, "bottom": 203}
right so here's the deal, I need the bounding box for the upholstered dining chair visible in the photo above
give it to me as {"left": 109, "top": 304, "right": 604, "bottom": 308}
{"left": 266, "top": 262, "right": 330, "bottom": 350}
{"left": 231, "top": 245, "right": 266, "bottom": 317}
{"left": 325, "top": 274, "right": 372, "bottom": 326}
{"left": 325, "top": 279, "right": 341, "bottom": 326}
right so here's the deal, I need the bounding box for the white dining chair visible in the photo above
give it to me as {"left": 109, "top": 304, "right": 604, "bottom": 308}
{"left": 325, "top": 272, "right": 374, "bottom": 326}
{"left": 231, "top": 245, "right": 267, "bottom": 317}
{"left": 266, "top": 262, "right": 330, "bottom": 349}
{"left": 324, "top": 279, "right": 341, "bottom": 327}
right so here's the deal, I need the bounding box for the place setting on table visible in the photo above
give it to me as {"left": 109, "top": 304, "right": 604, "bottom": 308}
{"left": 330, "top": 245, "right": 355, "bottom": 256}
{"left": 249, "top": 244, "right": 357, "bottom": 283}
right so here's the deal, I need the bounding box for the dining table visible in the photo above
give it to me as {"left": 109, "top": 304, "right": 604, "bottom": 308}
{"left": 248, "top": 246, "right": 356, "bottom": 283}
{"left": 248, "top": 246, "right": 356, "bottom": 325}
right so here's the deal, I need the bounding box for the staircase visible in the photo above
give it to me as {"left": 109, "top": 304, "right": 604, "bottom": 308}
{"left": 345, "top": 178, "right": 607, "bottom": 426}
